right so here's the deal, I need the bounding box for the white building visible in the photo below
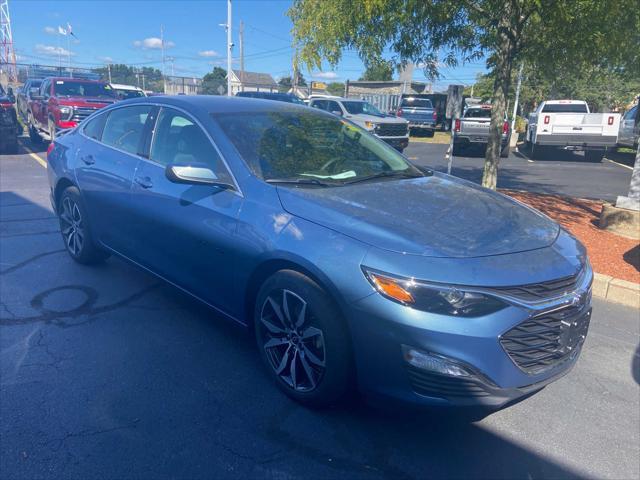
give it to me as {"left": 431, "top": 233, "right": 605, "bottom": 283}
{"left": 229, "top": 70, "right": 278, "bottom": 95}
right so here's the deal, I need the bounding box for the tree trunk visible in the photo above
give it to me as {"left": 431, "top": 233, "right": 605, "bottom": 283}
{"left": 482, "top": 23, "right": 516, "bottom": 190}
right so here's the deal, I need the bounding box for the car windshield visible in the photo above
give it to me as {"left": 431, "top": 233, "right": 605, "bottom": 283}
{"left": 541, "top": 103, "right": 588, "bottom": 113}
{"left": 114, "top": 88, "right": 145, "bottom": 100}
{"left": 401, "top": 98, "right": 432, "bottom": 108}
{"left": 342, "top": 101, "right": 383, "bottom": 116}
{"left": 215, "top": 110, "right": 422, "bottom": 185}
{"left": 53, "top": 81, "right": 116, "bottom": 99}
{"left": 464, "top": 108, "right": 492, "bottom": 118}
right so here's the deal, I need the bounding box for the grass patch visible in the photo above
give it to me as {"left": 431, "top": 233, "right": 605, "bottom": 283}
{"left": 410, "top": 131, "right": 451, "bottom": 144}
{"left": 617, "top": 147, "right": 636, "bottom": 154}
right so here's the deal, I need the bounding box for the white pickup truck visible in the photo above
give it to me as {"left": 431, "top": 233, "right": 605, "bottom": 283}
{"left": 526, "top": 100, "right": 621, "bottom": 161}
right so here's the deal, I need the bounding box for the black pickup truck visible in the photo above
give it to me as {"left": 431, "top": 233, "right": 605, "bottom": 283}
{"left": 0, "top": 84, "right": 19, "bottom": 153}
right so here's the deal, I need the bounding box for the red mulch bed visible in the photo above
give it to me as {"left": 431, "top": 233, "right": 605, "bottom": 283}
{"left": 502, "top": 190, "right": 640, "bottom": 284}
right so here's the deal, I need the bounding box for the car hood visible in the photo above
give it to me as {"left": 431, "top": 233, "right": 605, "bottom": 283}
{"left": 277, "top": 173, "right": 560, "bottom": 258}
{"left": 345, "top": 113, "right": 407, "bottom": 124}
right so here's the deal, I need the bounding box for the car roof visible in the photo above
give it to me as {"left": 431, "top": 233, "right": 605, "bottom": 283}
{"left": 110, "top": 83, "right": 142, "bottom": 90}
{"left": 113, "top": 94, "right": 313, "bottom": 115}
{"left": 44, "top": 77, "right": 106, "bottom": 83}
{"left": 543, "top": 100, "right": 587, "bottom": 104}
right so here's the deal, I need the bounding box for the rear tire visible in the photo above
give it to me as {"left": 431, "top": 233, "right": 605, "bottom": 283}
{"left": 500, "top": 144, "right": 510, "bottom": 158}
{"left": 58, "top": 186, "right": 109, "bottom": 265}
{"left": 452, "top": 144, "right": 464, "bottom": 156}
{"left": 254, "top": 270, "right": 353, "bottom": 407}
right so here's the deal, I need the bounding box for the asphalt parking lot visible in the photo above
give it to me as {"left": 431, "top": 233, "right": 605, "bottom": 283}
{"left": 1, "top": 138, "right": 639, "bottom": 479}
{"left": 405, "top": 142, "right": 635, "bottom": 203}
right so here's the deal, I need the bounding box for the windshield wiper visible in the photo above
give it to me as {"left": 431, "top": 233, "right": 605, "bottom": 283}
{"left": 265, "top": 177, "right": 336, "bottom": 187}
{"left": 344, "top": 170, "right": 423, "bottom": 185}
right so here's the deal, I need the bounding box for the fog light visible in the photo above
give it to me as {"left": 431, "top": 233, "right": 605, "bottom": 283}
{"left": 401, "top": 345, "right": 471, "bottom": 377}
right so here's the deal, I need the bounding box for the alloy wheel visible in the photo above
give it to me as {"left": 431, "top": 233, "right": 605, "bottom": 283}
{"left": 60, "top": 197, "right": 84, "bottom": 256}
{"left": 260, "top": 289, "right": 326, "bottom": 392}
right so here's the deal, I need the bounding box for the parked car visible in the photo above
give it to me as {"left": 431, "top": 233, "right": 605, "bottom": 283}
{"left": 16, "top": 78, "right": 42, "bottom": 122}
{"left": 235, "top": 91, "right": 305, "bottom": 104}
{"left": 617, "top": 104, "right": 639, "bottom": 149}
{"left": 0, "top": 84, "right": 19, "bottom": 153}
{"left": 526, "top": 100, "right": 621, "bottom": 161}
{"left": 110, "top": 83, "right": 147, "bottom": 100}
{"left": 396, "top": 97, "right": 437, "bottom": 136}
{"left": 452, "top": 104, "right": 511, "bottom": 157}
{"left": 28, "top": 77, "right": 117, "bottom": 143}
{"left": 310, "top": 97, "right": 410, "bottom": 152}
{"left": 46, "top": 96, "right": 593, "bottom": 418}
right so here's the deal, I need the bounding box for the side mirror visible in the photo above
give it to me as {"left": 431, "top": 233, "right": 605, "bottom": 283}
{"left": 7, "top": 87, "right": 15, "bottom": 103}
{"left": 165, "top": 165, "right": 232, "bottom": 189}
{"left": 331, "top": 110, "right": 343, "bottom": 116}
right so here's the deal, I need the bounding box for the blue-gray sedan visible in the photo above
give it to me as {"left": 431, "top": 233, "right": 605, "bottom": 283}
{"left": 46, "top": 96, "right": 593, "bottom": 417}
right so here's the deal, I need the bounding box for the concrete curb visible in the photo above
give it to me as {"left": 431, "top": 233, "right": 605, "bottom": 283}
{"left": 593, "top": 273, "right": 640, "bottom": 308}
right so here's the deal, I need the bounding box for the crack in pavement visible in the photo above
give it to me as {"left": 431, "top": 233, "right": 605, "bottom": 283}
{"left": 0, "top": 230, "right": 60, "bottom": 239}
{"left": 0, "top": 249, "right": 66, "bottom": 275}
{"left": 0, "top": 283, "right": 161, "bottom": 327}
{"left": 0, "top": 216, "right": 57, "bottom": 223}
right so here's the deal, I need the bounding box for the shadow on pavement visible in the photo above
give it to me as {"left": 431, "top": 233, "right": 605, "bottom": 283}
{"left": 623, "top": 244, "right": 640, "bottom": 272}
{"left": 607, "top": 149, "right": 637, "bottom": 167}
{"left": 0, "top": 190, "right": 589, "bottom": 479}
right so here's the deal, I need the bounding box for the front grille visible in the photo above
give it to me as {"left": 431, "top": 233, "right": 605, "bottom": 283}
{"left": 492, "top": 270, "right": 583, "bottom": 302}
{"left": 500, "top": 303, "right": 591, "bottom": 375}
{"left": 407, "top": 366, "right": 490, "bottom": 398}
{"left": 375, "top": 123, "right": 408, "bottom": 137}
{"left": 71, "top": 107, "right": 100, "bottom": 123}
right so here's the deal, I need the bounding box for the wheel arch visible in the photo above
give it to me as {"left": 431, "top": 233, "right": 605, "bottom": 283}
{"left": 53, "top": 176, "right": 76, "bottom": 210}
{"left": 243, "top": 256, "right": 348, "bottom": 333}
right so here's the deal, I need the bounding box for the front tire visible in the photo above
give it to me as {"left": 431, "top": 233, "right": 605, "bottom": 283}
{"left": 254, "top": 270, "right": 352, "bottom": 407}
{"left": 58, "top": 186, "right": 109, "bottom": 264}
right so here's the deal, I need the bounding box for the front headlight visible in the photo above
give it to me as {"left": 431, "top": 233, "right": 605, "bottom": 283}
{"left": 362, "top": 267, "right": 507, "bottom": 317}
{"left": 59, "top": 106, "right": 73, "bottom": 120}
{"left": 364, "top": 121, "right": 377, "bottom": 130}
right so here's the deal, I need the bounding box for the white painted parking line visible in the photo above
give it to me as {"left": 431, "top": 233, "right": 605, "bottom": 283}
{"left": 606, "top": 158, "right": 633, "bottom": 171}
{"left": 21, "top": 143, "right": 47, "bottom": 169}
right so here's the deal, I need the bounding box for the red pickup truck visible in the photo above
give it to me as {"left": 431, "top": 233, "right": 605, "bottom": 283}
{"left": 28, "top": 77, "right": 117, "bottom": 143}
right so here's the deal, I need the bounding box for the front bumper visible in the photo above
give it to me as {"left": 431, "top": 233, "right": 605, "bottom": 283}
{"left": 345, "top": 268, "right": 592, "bottom": 410}
{"left": 407, "top": 121, "right": 436, "bottom": 129}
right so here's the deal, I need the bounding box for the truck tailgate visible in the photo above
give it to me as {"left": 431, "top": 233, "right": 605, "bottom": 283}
{"left": 461, "top": 119, "right": 490, "bottom": 135}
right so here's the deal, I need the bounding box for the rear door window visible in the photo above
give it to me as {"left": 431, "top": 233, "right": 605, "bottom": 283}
{"left": 83, "top": 113, "right": 108, "bottom": 141}
{"left": 541, "top": 104, "right": 588, "bottom": 113}
{"left": 101, "top": 105, "right": 152, "bottom": 155}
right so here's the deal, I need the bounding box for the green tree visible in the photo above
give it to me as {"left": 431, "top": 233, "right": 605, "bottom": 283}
{"left": 326, "top": 82, "right": 345, "bottom": 96}
{"left": 278, "top": 72, "right": 308, "bottom": 91}
{"left": 92, "top": 64, "right": 163, "bottom": 92}
{"left": 289, "top": 0, "right": 639, "bottom": 189}
{"left": 201, "top": 67, "right": 228, "bottom": 95}
{"left": 359, "top": 60, "right": 393, "bottom": 81}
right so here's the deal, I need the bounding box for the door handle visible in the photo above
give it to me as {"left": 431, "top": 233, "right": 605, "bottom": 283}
{"left": 80, "top": 154, "right": 95, "bottom": 165}
{"left": 134, "top": 176, "right": 153, "bottom": 189}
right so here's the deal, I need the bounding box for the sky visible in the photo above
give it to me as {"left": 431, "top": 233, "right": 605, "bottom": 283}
{"left": 9, "top": 0, "right": 486, "bottom": 90}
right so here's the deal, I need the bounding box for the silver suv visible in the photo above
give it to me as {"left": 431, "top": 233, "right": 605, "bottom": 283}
{"left": 310, "top": 97, "right": 410, "bottom": 152}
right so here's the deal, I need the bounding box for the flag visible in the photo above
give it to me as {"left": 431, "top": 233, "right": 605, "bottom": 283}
{"left": 67, "top": 23, "right": 77, "bottom": 39}
{"left": 57, "top": 25, "right": 67, "bottom": 35}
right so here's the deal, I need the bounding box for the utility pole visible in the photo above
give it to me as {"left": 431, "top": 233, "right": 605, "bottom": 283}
{"left": 226, "top": 0, "right": 232, "bottom": 96}
{"left": 239, "top": 20, "right": 244, "bottom": 92}
{"left": 160, "top": 24, "right": 166, "bottom": 93}
{"left": 107, "top": 63, "right": 112, "bottom": 83}
{"left": 0, "top": 0, "right": 18, "bottom": 83}
{"left": 510, "top": 63, "right": 524, "bottom": 134}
